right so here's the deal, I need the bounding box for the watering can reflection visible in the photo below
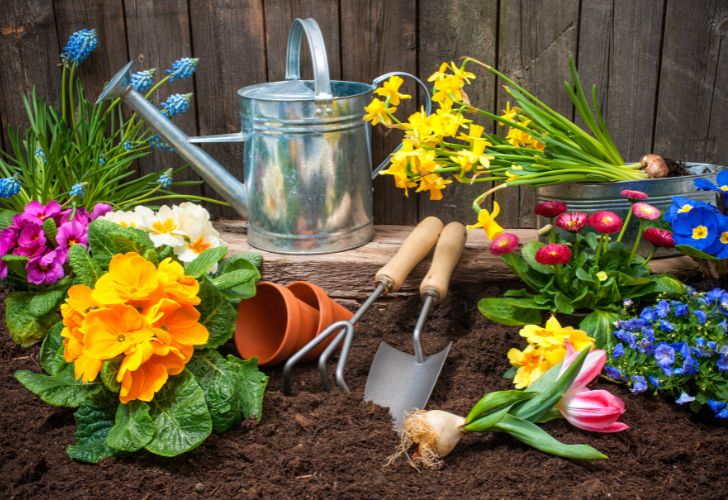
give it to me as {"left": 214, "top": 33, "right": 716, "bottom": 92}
{"left": 97, "top": 18, "right": 431, "bottom": 254}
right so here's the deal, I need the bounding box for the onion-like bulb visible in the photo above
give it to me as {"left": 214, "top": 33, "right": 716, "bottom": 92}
{"left": 388, "top": 410, "right": 466, "bottom": 469}
{"left": 640, "top": 154, "right": 669, "bottom": 178}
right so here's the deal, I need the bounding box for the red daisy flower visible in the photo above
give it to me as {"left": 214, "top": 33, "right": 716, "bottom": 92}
{"left": 555, "top": 212, "right": 588, "bottom": 233}
{"left": 535, "top": 243, "right": 572, "bottom": 265}
{"left": 490, "top": 232, "right": 519, "bottom": 256}
{"left": 643, "top": 227, "right": 675, "bottom": 248}
{"left": 632, "top": 202, "right": 661, "bottom": 220}
{"left": 534, "top": 201, "right": 568, "bottom": 218}
{"left": 589, "top": 211, "right": 624, "bottom": 234}
{"left": 620, "top": 189, "right": 649, "bottom": 201}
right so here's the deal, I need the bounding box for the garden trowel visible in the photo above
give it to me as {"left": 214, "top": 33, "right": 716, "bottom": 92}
{"left": 364, "top": 221, "right": 467, "bottom": 432}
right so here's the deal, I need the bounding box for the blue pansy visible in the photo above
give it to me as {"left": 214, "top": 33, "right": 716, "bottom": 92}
{"left": 640, "top": 306, "right": 659, "bottom": 323}
{"left": 665, "top": 196, "right": 714, "bottom": 222}
{"left": 676, "top": 355, "right": 699, "bottom": 376}
{"left": 717, "top": 408, "right": 728, "bottom": 419}
{"left": 604, "top": 365, "right": 625, "bottom": 381}
{"left": 612, "top": 343, "right": 625, "bottom": 358}
{"left": 705, "top": 216, "right": 728, "bottom": 258}
{"left": 655, "top": 300, "right": 670, "bottom": 319}
{"left": 630, "top": 375, "right": 648, "bottom": 394}
{"left": 166, "top": 57, "right": 199, "bottom": 82}
{"left": 671, "top": 207, "right": 720, "bottom": 251}
{"left": 654, "top": 342, "right": 675, "bottom": 368}
{"left": 671, "top": 301, "right": 689, "bottom": 318}
{"left": 675, "top": 392, "right": 695, "bottom": 405}
{"left": 717, "top": 355, "right": 728, "bottom": 373}
{"left": 623, "top": 318, "right": 646, "bottom": 332}
{"left": 61, "top": 28, "right": 97, "bottom": 64}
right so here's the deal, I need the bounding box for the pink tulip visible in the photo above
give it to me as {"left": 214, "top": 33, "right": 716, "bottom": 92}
{"left": 556, "top": 342, "right": 628, "bottom": 433}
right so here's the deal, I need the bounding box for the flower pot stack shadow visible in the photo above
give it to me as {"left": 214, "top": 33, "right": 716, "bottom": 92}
{"left": 234, "top": 281, "right": 353, "bottom": 366}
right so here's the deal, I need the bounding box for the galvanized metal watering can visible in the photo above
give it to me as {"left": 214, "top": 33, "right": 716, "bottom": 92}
{"left": 97, "top": 18, "right": 430, "bottom": 254}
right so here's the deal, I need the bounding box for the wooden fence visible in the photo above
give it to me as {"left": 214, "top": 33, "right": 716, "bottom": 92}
{"left": 0, "top": 0, "right": 726, "bottom": 227}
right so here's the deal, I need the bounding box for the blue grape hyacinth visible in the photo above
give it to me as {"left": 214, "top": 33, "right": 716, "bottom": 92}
{"left": 0, "top": 176, "right": 21, "bottom": 198}
{"left": 61, "top": 28, "right": 97, "bottom": 65}
{"left": 148, "top": 135, "right": 174, "bottom": 152}
{"left": 156, "top": 172, "right": 173, "bottom": 188}
{"left": 35, "top": 146, "right": 47, "bottom": 165}
{"left": 70, "top": 182, "right": 86, "bottom": 198}
{"left": 166, "top": 57, "right": 199, "bottom": 81}
{"left": 130, "top": 69, "right": 156, "bottom": 92}
{"left": 122, "top": 140, "right": 133, "bottom": 152}
{"left": 161, "top": 93, "right": 192, "bottom": 117}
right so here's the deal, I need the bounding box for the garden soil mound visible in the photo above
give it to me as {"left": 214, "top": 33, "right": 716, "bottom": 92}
{"left": 2, "top": 287, "right": 727, "bottom": 499}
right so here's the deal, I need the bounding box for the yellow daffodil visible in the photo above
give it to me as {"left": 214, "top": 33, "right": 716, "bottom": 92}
{"left": 92, "top": 253, "right": 159, "bottom": 305}
{"left": 499, "top": 102, "right": 521, "bottom": 125}
{"left": 380, "top": 139, "right": 418, "bottom": 193}
{"left": 466, "top": 202, "right": 504, "bottom": 240}
{"left": 416, "top": 173, "right": 452, "bottom": 201}
{"left": 427, "top": 62, "right": 451, "bottom": 83}
{"left": 374, "top": 75, "right": 411, "bottom": 106}
{"left": 363, "top": 98, "right": 396, "bottom": 126}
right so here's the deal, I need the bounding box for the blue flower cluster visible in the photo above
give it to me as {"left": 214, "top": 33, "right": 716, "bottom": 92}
{"left": 156, "top": 173, "right": 173, "bottom": 188}
{"left": 667, "top": 194, "right": 728, "bottom": 258}
{"left": 69, "top": 182, "right": 85, "bottom": 198}
{"left": 0, "top": 176, "right": 21, "bottom": 198}
{"left": 122, "top": 141, "right": 133, "bottom": 152}
{"left": 148, "top": 135, "right": 174, "bottom": 152}
{"left": 161, "top": 93, "right": 192, "bottom": 118}
{"left": 605, "top": 289, "right": 728, "bottom": 419}
{"left": 695, "top": 170, "right": 728, "bottom": 203}
{"left": 61, "top": 28, "right": 97, "bottom": 65}
{"left": 166, "top": 57, "right": 199, "bottom": 82}
{"left": 34, "top": 146, "right": 47, "bottom": 164}
{"left": 131, "top": 69, "right": 156, "bottom": 93}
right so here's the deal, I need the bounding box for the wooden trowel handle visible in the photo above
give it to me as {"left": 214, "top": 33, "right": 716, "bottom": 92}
{"left": 375, "top": 216, "right": 444, "bottom": 293}
{"left": 419, "top": 221, "right": 466, "bottom": 301}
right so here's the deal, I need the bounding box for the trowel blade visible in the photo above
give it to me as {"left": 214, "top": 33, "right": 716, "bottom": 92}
{"left": 364, "top": 341, "right": 452, "bottom": 432}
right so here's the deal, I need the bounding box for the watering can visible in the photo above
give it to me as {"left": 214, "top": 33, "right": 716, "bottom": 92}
{"left": 97, "top": 18, "right": 431, "bottom": 254}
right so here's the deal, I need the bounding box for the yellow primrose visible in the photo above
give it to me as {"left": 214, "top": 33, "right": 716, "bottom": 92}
{"left": 507, "top": 345, "right": 550, "bottom": 389}
{"left": 363, "top": 98, "right": 396, "bottom": 126}
{"left": 156, "top": 257, "right": 201, "bottom": 306}
{"left": 374, "top": 75, "right": 411, "bottom": 106}
{"left": 520, "top": 315, "right": 595, "bottom": 353}
{"left": 466, "top": 202, "right": 504, "bottom": 240}
{"left": 82, "top": 304, "right": 155, "bottom": 360}
{"left": 92, "top": 252, "right": 159, "bottom": 305}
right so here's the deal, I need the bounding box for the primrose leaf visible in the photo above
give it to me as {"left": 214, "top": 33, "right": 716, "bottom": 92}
{"left": 184, "top": 246, "right": 228, "bottom": 278}
{"left": 39, "top": 322, "right": 67, "bottom": 375}
{"left": 106, "top": 401, "right": 155, "bottom": 452}
{"left": 0, "top": 209, "right": 17, "bottom": 229}
{"left": 218, "top": 252, "right": 263, "bottom": 274}
{"left": 68, "top": 244, "right": 102, "bottom": 286}
{"left": 67, "top": 403, "right": 117, "bottom": 463}
{"left": 478, "top": 297, "right": 546, "bottom": 326}
{"left": 144, "top": 370, "right": 212, "bottom": 457}
{"left": 87, "top": 219, "right": 155, "bottom": 267}
{"left": 28, "top": 287, "right": 68, "bottom": 317}
{"left": 211, "top": 265, "right": 260, "bottom": 298}
{"left": 5, "top": 291, "right": 59, "bottom": 347}
{"left": 521, "top": 241, "right": 554, "bottom": 274}
{"left": 101, "top": 359, "right": 122, "bottom": 393}
{"left": 2, "top": 254, "right": 28, "bottom": 278}
{"left": 16, "top": 364, "right": 104, "bottom": 408}
{"left": 579, "top": 310, "right": 620, "bottom": 350}
{"left": 187, "top": 350, "right": 268, "bottom": 432}
{"left": 197, "top": 278, "right": 237, "bottom": 349}
{"left": 652, "top": 274, "right": 686, "bottom": 297}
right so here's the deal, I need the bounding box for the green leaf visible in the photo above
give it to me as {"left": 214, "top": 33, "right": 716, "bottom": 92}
{"left": 0, "top": 209, "right": 17, "bottom": 229}
{"left": 217, "top": 252, "right": 263, "bottom": 274}
{"left": 465, "top": 390, "right": 535, "bottom": 424}
{"left": 184, "top": 246, "right": 228, "bottom": 278}
{"left": 197, "top": 278, "right": 237, "bottom": 349}
{"left": 521, "top": 241, "right": 554, "bottom": 274}
{"left": 464, "top": 405, "right": 514, "bottom": 432}
{"left": 5, "top": 291, "right": 59, "bottom": 347}
{"left": 29, "top": 287, "right": 68, "bottom": 317}
{"left": 494, "top": 413, "right": 606, "bottom": 460}
{"left": 68, "top": 243, "right": 102, "bottom": 286}
{"left": 503, "top": 366, "right": 517, "bottom": 379}
{"left": 553, "top": 292, "right": 575, "bottom": 314}
{"left": 43, "top": 217, "right": 57, "bottom": 243}
{"left": 144, "top": 370, "right": 212, "bottom": 457}
{"left": 575, "top": 267, "right": 594, "bottom": 283}
{"left": 211, "top": 264, "right": 260, "bottom": 300}
{"left": 16, "top": 364, "right": 103, "bottom": 408}
{"left": 652, "top": 274, "right": 686, "bottom": 297}
{"left": 478, "top": 297, "right": 546, "bottom": 326}
{"left": 579, "top": 310, "right": 619, "bottom": 350}
{"left": 2, "top": 254, "right": 28, "bottom": 278}
{"left": 67, "top": 403, "right": 117, "bottom": 463}
{"left": 39, "top": 322, "right": 66, "bottom": 375}
{"left": 675, "top": 244, "right": 719, "bottom": 261}
{"left": 187, "top": 350, "right": 268, "bottom": 432}
{"left": 101, "top": 359, "right": 121, "bottom": 393}
{"left": 87, "top": 219, "right": 155, "bottom": 267}
{"left": 106, "top": 401, "right": 155, "bottom": 452}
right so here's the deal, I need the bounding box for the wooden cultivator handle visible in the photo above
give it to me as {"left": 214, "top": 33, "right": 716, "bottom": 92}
{"left": 419, "top": 221, "right": 467, "bottom": 301}
{"left": 375, "top": 216, "right": 444, "bottom": 293}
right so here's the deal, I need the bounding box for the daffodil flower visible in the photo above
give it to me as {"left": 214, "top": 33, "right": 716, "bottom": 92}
{"left": 363, "top": 98, "right": 396, "bottom": 126}
{"left": 466, "top": 201, "right": 504, "bottom": 240}
{"left": 374, "top": 75, "right": 411, "bottom": 106}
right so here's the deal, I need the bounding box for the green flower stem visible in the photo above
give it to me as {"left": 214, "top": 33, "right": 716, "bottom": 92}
{"left": 628, "top": 220, "right": 645, "bottom": 263}
{"left": 69, "top": 64, "right": 78, "bottom": 128}
{"left": 617, "top": 205, "right": 633, "bottom": 243}
{"left": 61, "top": 63, "right": 68, "bottom": 121}
{"left": 644, "top": 247, "right": 656, "bottom": 264}
{"left": 594, "top": 235, "right": 605, "bottom": 266}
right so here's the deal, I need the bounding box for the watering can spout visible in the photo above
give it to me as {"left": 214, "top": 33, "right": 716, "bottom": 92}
{"left": 96, "top": 62, "right": 248, "bottom": 217}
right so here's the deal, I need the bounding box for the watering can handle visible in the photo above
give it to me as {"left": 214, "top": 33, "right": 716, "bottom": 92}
{"left": 285, "top": 18, "right": 333, "bottom": 100}
{"left": 370, "top": 72, "right": 432, "bottom": 179}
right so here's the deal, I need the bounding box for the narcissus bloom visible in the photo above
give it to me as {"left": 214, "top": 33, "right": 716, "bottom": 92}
{"left": 632, "top": 202, "right": 661, "bottom": 220}
{"left": 535, "top": 243, "right": 571, "bottom": 265}
{"left": 643, "top": 227, "right": 675, "bottom": 248}
{"left": 363, "top": 98, "right": 396, "bottom": 126}
{"left": 374, "top": 75, "right": 412, "bottom": 106}
{"left": 555, "top": 212, "right": 588, "bottom": 232}
{"left": 467, "top": 202, "right": 504, "bottom": 240}
{"left": 620, "top": 189, "right": 648, "bottom": 200}
{"left": 589, "top": 211, "right": 623, "bottom": 234}
{"left": 534, "top": 200, "right": 567, "bottom": 218}
{"left": 490, "top": 232, "right": 519, "bottom": 255}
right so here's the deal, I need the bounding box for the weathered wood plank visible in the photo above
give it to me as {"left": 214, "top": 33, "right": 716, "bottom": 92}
{"left": 53, "top": 0, "right": 129, "bottom": 100}
{"left": 123, "top": 0, "right": 202, "bottom": 197}
{"left": 497, "top": 0, "right": 580, "bottom": 228}
{"left": 577, "top": 0, "right": 664, "bottom": 163}
{"left": 0, "top": 0, "right": 60, "bottom": 143}
{"left": 654, "top": 0, "right": 728, "bottom": 166}
{"left": 214, "top": 219, "right": 698, "bottom": 300}
{"left": 340, "top": 0, "right": 419, "bottom": 225}
{"left": 417, "top": 0, "right": 498, "bottom": 225}
{"left": 189, "top": 0, "right": 267, "bottom": 218}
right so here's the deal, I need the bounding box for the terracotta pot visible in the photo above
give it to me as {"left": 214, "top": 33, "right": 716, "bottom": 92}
{"left": 286, "top": 281, "right": 353, "bottom": 361}
{"left": 234, "top": 281, "right": 320, "bottom": 366}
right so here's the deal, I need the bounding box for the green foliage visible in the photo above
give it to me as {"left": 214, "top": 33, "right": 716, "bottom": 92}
{"left": 67, "top": 243, "right": 102, "bottom": 286}
{"left": 197, "top": 277, "right": 238, "bottom": 349}
{"left": 87, "top": 219, "right": 156, "bottom": 267}
{"left": 39, "top": 322, "right": 67, "bottom": 375}
{"left": 106, "top": 401, "right": 155, "bottom": 453}
{"left": 184, "top": 246, "right": 228, "bottom": 278}
{"left": 16, "top": 364, "right": 104, "bottom": 407}
{"left": 5, "top": 291, "right": 60, "bottom": 347}
{"left": 67, "top": 403, "right": 117, "bottom": 464}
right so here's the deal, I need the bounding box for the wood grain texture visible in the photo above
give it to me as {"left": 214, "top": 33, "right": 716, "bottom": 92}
{"left": 340, "top": 0, "right": 419, "bottom": 225}
{"left": 577, "top": 0, "right": 664, "bottom": 163}
{"left": 0, "top": 0, "right": 60, "bottom": 142}
{"left": 417, "top": 0, "right": 498, "bottom": 224}
{"left": 497, "top": 0, "right": 579, "bottom": 228}
{"left": 654, "top": 0, "right": 728, "bottom": 165}
{"left": 189, "top": 0, "right": 267, "bottom": 217}
{"left": 123, "top": 0, "right": 202, "bottom": 196}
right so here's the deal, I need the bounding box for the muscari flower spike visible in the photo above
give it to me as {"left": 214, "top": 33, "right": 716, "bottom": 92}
{"left": 130, "top": 68, "right": 156, "bottom": 92}
{"left": 61, "top": 28, "right": 97, "bottom": 65}
{"left": 148, "top": 135, "right": 174, "bottom": 152}
{"left": 166, "top": 57, "right": 199, "bottom": 82}
{"left": 0, "top": 176, "right": 21, "bottom": 198}
{"left": 156, "top": 171, "right": 173, "bottom": 188}
{"left": 98, "top": 153, "right": 106, "bottom": 165}
{"left": 70, "top": 182, "right": 86, "bottom": 198}
{"left": 161, "top": 93, "right": 193, "bottom": 118}
{"left": 122, "top": 140, "right": 133, "bottom": 151}
{"left": 35, "top": 146, "right": 47, "bottom": 164}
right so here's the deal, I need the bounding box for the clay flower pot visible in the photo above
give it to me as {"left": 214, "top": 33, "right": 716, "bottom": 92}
{"left": 234, "top": 281, "right": 320, "bottom": 366}
{"left": 286, "top": 281, "right": 353, "bottom": 361}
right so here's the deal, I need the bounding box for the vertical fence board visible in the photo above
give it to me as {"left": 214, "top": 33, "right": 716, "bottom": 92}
{"left": 0, "top": 0, "right": 60, "bottom": 144}
{"left": 497, "top": 0, "right": 579, "bottom": 228}
{"left": 417, "top": 0, "right": 498, "bottom": 224}
{"left": 189, "top": 0, "right": 266, "bottom": 218}
{"left": 123, "top": 0, "right": 202, "bottom": 197}
{"left": 340, "top": 0, "right": 418, "bottom": 224}
{"left": 654, "top": 0, "right": 728, "bottom": 165}
{"left": 577, "top": 0, "right": 664, "bottom": 163}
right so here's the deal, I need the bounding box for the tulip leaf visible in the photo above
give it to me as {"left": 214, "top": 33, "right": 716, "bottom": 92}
{"left": 675, "top": 244, "right": 719, "bottom": 261}
{"left": 196, "top": 278, "right": 237, "bottom": 349}
{"left": 6, "top": 291, "right": 60, "bottom": 347}
{"left": 465, "top": 390, "right": 535, "bottom": 424}
{"left": 0, "top": 209, "right": 16, "bottom": 229}
{"left": 106, "top": 401, "right": 155, "bottom": 452}
{"left": 39, "top": 321, "right": 66, "bottom": 375}
{"left": 187, "top": 350, "right": 268, "bottom": 432}
{"left": 478, "top": 297, "right": 547, "bottom": 326}
{"left": 495, "top": 413, "right": 607, "bottom": 460}
{"left": 15, "top": 364, "right": 104, "bottom": 408}
{"left": 67, "top": 403, "right": 117, "bottom": 464}
{"left": 68, "top": 243, "right": 102, "bottom": 287}
{"left": 184, "top": 246, "right": 228, "bottom": 278}
{"left": 464, "top": 405, "right": 513, "bottom": 432}
{"left": 579, "top": 310, "right": 620, "bottom": 350}
{"left": 144, "top": 370, "right": 212, "bottom": 457}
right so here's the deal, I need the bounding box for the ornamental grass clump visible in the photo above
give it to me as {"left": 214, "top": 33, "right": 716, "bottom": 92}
{"left": 15, "top": 218, "right": 266, "bottom": 462}
{"left": 479, "top": 191, "right": 685, "bottom": 348}
{"left": 604, "top": 289, "right": 728, "bottom": 419}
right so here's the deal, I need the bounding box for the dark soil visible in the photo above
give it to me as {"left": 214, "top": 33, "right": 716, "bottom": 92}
{"left": 2, "top": 286, "right": 727, "bottom": 499}
{"left": 664, "top": 157, "right": 690, "bottom": 177}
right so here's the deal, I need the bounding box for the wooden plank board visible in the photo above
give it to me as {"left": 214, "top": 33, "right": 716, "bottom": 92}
{"left": 0, "top": 0, "right": 60, "bottom": 143}
{"left": 654, "top": 0, "right": 728, "bottom": 166}
{"left": 577, "top": 0, "right": 664, "bottom": 163}
{"left": 340, "top": 0, "right": 419, "bottom": 225}
{"left": 417, "top": 0, "right": 498, "bottom": 225}
{"left": 123, "top": 0, "right": 203, "bottom": 197}
{"left": 214, "top": 219, "right": 698, "bottom": 300}
{"left": 188, "top": 0, "right": 267, "bottom": 218}
{"left": 497, "top": 0, "right": 580, "bottom": 228}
